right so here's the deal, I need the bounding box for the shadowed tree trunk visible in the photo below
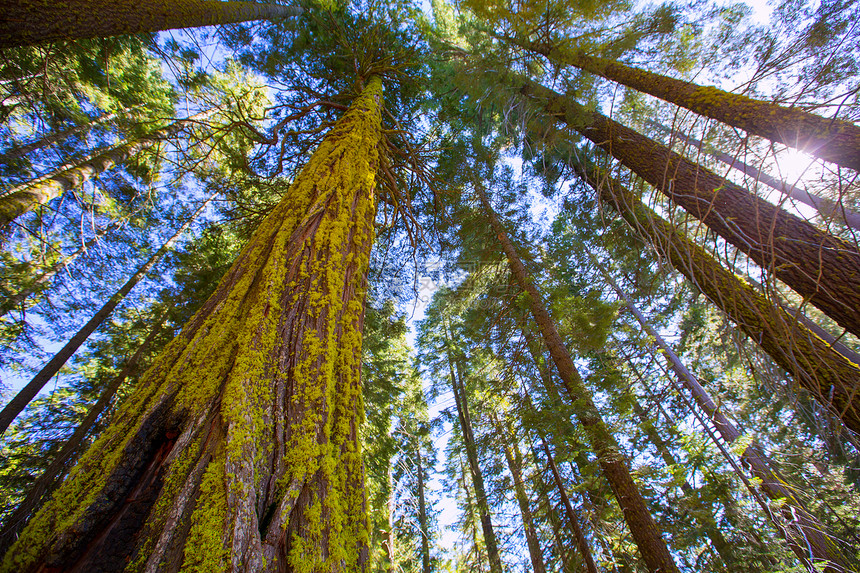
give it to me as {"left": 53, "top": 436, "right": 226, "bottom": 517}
{"left": 0, "top": 109, "right": 212, "bottom": 228}
{"left": 416, "top": 441, "right": 432, "bottom": 573}
{"left": 579, "top": 168, "right": 860, "bottom": 434}
{"left": 443, "top": 324, "right": 504, "bottom": 573}
{"left": 0, "top": 194, "right": 213, "bottom": 439}
{"left": 504, "top": 36, "right": 860, "bottom": 171}
{"left": 518, "top": 77, "right": 860, "bottom": 339}
{"left": 0, "top": 76, "right": 383, "bottom": 573}
{"left": 645, "top": 120, "right": 860, "bottom": 231}
{"left": 0, "top": 0, "right": 302, "bottom": 48}
{"left": 476, "top": 184, "right": 680, "bottom": 573}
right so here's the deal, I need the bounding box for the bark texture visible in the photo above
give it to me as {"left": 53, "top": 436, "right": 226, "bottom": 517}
{"left": 1, "top": 77, "right": 382, "bottom": 573}
{"left": 580, "top": 168, "right": 860, "bottom": 434}
{"left": 0, "top": 0, "right": 302, "bottom": 48}
{"left": 477, "top": 187, "right": 680, "bottom": 573}
{"left": 516, "top": 38, "right": 860, "bottom": 171}
{"left": 0, "top": 110, "right": 211, "bottom": 228}
{"left": 520, "top": 78, "right": 860, "bottom": 339}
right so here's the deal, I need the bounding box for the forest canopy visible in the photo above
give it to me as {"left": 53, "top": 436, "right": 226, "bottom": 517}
{"left": 0, "top": 0, "right": 858, "bottom": 571}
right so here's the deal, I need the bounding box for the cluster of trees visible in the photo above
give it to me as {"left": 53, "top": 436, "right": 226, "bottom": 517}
{"left": 0, "top": 0, "right": 857, "bottom": 571}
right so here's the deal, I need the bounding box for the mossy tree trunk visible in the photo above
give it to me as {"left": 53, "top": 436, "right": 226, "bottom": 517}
{"left": 443, "top": 326, "right": 504, "bottom": 573}
{"left": 579, "top": 168, "right": 860, "bottom": 434}
{"left": 508, "top": 36, "right": 860, "bottom": 171}
{"left": 0, "top": 110, "right": 212, "bottom": 229}
{"left": 1, "top": 76, "right": 383, "bottom": 573}
{"left": 0, "top": 0, "right": 302, "bottom": 48}
{"left": 519, "top": 78, "right": 860, "bottom": 339}
{"left": 476, "top": 186, "right": 680, "bottom": 573}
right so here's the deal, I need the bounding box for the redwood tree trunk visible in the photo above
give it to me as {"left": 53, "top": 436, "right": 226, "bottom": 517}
{"left": 1, "top": 77, "right": 383, "bottom": 573}
{"left": 476, "top": 186, "right": 680, "bottom": 573}
{"left": 511, "top": 36, "right": 860, "bottom": 171}
{"left": 520, "top": 78, "right": 860, "bottom": 339}
{"left": 580, "top": 168, "right": 860, "bottom": 434}
{"left": 0, "top": 0, "right": 302, "bottom": 48}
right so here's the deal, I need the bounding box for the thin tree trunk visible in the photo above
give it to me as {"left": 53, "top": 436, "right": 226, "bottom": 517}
{"left": 493, "top": 415, "right": 547, "bottom": 573}
{"left": 0, "top": 0, "right": 302, "bottom": 48}
{"left": 0, "top": 218, "right": 124, "bottom": 318}
{"left": 507, "top": 36, "right": 860, "bottom": 171}
{"left": 0, "top": 107, "right": 136, "bottom": 166}
{"left": 538, "top": 436, "right": 599, "bottom": 573}
{"left": 602, "top": 265, "right": 856, "bottom": 572}
{"left": 386, "top": 464, "right": 396, "bottom": 573}
{"left": 579, "top": 168, "right": 860, "bottom": 434}
{"left": 416, "top": 443, "right": 432, "bottom": 573}
{"left": 1, "top": 76, "right": 382, "bottom": 573}
{"left": 444, "top": 325, "right": 504, "bottom": 573}
{"left": 0, "top": 317, "right": 166, "bottom": 555}
{"left": 0, "top": 109, "right": 213, "bottom": 228}
{"left": 645, "top": 120, "right": 860, "bottom": 231}
{"left": 519, "top": 77, "right": 860, "bottom": 339}
{"left": 476, "top": 186, "right": 680, "bottom": 573}
{"left": 628, "top": 398, "right": 737, "bottom": 570}
{"left": 0, "top": 194, "right": 212, "bottom": 438}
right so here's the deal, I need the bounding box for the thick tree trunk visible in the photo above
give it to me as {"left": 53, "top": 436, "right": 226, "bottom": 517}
{"left": 0, "top": 109, "right": 213, "bottom": 228}
{"left": 604, "top": 268, "right": 856, "bottom": 572}
{"left": 645, "top": 121, "right": 860, "bottom": 231}
{"left": 510, "top": 37, "right": 860, "bottom": 171}
{"left": 0, "top": 195, "right": 212, "bottom": 438}
{"left": 476, "top": 186, "right": 680, "bottom": 573}
{"left": 444, "top": 327, "right": 504, "bottom": 573}
{"left": 0, "top": 76, "right": 383, "bottom": 573}
{"left": 0, "top": 218, "right": 124, "bottom": 318}
{"left": 493, "top": 415, "right": 547, "bottom": 573}
{"left": 0, "top": 318, "right": 166, "bottom": 555}
{"left": 520, "top": 78, "right": 860, "bottom": 339}
{"left": 0, "top": 0, "right": 302, "bottom": 48}
{"left": 580, "top": 168, "right": 860, "bottom": 434}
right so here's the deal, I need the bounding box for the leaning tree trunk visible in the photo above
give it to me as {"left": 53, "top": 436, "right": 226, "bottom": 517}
{"left": 0, "top": 76, "right": 383, "bottom": 573}
{"left": 518, "top": 77, "right": 860, "bottom": 339}
{"left": 0, "top": 317, "right": 166, "bottom": 556}
{"left": 443, "top": 327, "right": 504, "bottom": 573}
{"left": 476, "top": 186, "right": 681, "bottom": 573}
{"left": 645, "top": 120, "right": 860, "bottom": 231}
{"left": 0, "top": 194, "right": 212, "bottom": 439}
{"left": 0, "top": 0, "right": 302, "bottom": 48}
{"left": 0, "top": 218, "right": 124, "bottom": 318}
{"left": 605, "top": 272, "right": 856, "bottom": 572}
{"left": 0, "top": 109, "right": 212, "bottom": 228}
{"left": 493, "top": 415, "right": 547, "bottom": 573}
{"left": 506, "top": 36, "right": 860, "bottom": 171}
{"left": 580, "top": 168, "right": 860, "bottom": 434}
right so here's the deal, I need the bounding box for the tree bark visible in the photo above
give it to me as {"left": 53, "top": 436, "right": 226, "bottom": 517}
{"left": 0, "top": 318, "right": 166, "bottom": 555}
{"left": 645, "top": 121, "right": 860, "bottom": 231}
{"left": 509, "top": 36, "right": 860, "bottom": 171}
{"left": 0, "top": 109, "right": 213, "bottom": 228}
{"left": 0, "top": 76, "right": 383, "bottom": 573}
{"left": 476, "top": 186, "right": 680, "bottom": 573}
{"left": 416, "top": 443, "right": 432, "bottom": 573}
{"left": 0, "top": 194, "right": 212, "bottom": 439}
{"left": 603, "top": 266, "right": 856, "bottom": 572}
{"left": 579, "top": 168, "right": 860, "bottom": 434}
{"left": 444, "top": 325, "right": 504, "bottom": 573}
{"left": 519, "top": 77, "right": 860, "bottom": 339}
{"left": 0, "top": 0, "right": 302, "bottom": 49}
